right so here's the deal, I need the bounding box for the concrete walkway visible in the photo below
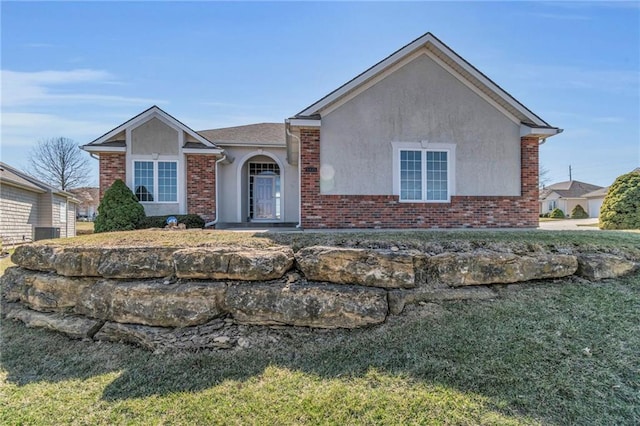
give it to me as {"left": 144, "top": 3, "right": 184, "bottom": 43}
{"left": 538, "top": 218, "right": 600, "bottom": 231}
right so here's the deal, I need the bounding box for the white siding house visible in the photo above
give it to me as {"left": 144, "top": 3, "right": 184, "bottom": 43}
{"left": 0, "top": 162, "right": 79, "bottom": 245}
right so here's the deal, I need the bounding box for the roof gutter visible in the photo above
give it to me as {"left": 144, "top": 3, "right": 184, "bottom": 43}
{"left": 204, "top": 152, "right": 227, "bottom": 228}
{"left": 285, "top": 121, "right": 302, "bottom": 229}
{"left": 520, "top": 124, "right": 563, "bottom": 144}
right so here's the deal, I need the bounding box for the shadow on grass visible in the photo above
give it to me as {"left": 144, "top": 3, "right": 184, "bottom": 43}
{"left": 2, "top": 276, "right": 639, "bottom": 424}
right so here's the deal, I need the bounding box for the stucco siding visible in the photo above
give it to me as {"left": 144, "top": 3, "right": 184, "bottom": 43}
{"left": 141, "top": 203, "right": 181, "bottom": 217}
{"left": 131, "top": 118, "right": 179, "bottom": 155}
{"left": 320, "top": 53, "right": 521, "bottom": 196}
{"left": 217, "top": 146, "right": 299, "bottom": 223}
{"left": 0, "top": 184, "right": 40, "bottom": 244}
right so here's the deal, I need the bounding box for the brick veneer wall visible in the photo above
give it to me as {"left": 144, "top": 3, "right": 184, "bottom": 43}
{"left": 99, "top": 153, "right": 126, "bottom": 199}
{"left": 299, "top": 128, "right": 540, "bottom": 229}
{"left": 186, "top": 155, "right": 216, "bottom": 222}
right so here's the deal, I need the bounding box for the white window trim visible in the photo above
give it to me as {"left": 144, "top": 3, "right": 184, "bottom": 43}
{"left": 131, "top": 159, "right": 180, "bottom": 204}
{"left": 392, "top": 141, "right": 456, "bottom": 203}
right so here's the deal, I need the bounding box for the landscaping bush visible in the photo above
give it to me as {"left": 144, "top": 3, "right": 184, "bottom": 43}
{"left": 570, "top": 204, "right": 589, "bottom": 219}
{"left": 94, "top": 180, "right": 146, "bottom": 233}
{"left": 138, "top": 214, "right": 205, "bottom": 229}
{"left": 549, "top": 208, "right": 565, "bottom": 219}
{"left": 600, "top": 170, "right": 640, "bottom": 229}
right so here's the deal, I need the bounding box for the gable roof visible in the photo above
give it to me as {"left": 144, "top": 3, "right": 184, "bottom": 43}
{"left": 0, "top": 162, "right": 79, "bottom": 202}
{"left": 198, "top": 123, "right": 285, "bottom": 146}
{"left": 582, "top": 187, "right": 609, "bottom": 198}
{"left": 82, "top": 105, "right": 220, "bottom": 152}
{"left": 293, "top": 32, "right": 558, "bottom": 132}
{"left": 68, "top": 187, "right": 99, "bottom": 204}
{"left": 540, "top": 180, "right": 603, "bottom": 200}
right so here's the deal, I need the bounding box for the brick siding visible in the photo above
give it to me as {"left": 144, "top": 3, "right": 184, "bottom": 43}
{"left": 186, "top": 155, "right": 216, "bottom": 222}
{"left": 299, "top": 128, "right": 540, "bottom": 229}
{"left": 99, "top": 153, "right": 126, "bottom": 199}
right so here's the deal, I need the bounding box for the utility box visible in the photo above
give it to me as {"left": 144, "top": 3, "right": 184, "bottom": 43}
{"left": 34, "top": 227, "right": 61, "bottom": 241}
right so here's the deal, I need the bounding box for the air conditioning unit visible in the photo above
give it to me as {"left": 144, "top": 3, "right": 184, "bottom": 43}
{"left": 34, "top": 227, "right": 61, "bottom": 241}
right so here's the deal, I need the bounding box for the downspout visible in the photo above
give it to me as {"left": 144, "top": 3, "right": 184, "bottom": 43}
{"left": 285, "top": 122, "right": 302, "bottom": 229}
{"left": 205, "top": 152, "right": 227, "bottom": 228}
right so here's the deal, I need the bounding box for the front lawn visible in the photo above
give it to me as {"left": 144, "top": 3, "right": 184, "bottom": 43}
{"left": 2, "top": 277, "right": 639, "bottom": 424}
{"left": 29, "top": 228, "right": 640, "bottom": 255}
{"left": 2, "top": 230, "right": 639, "bottom": 424}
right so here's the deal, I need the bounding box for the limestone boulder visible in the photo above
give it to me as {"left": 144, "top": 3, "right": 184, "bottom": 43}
{"left": 53, "top": 248, "right": 102, "bottom": 277}
{"left": 93, "top": 321, "right": 167, "bottom": 351}
{"left": 224, "top": 282, "right": 388, "bottom": 328}
{"left": 11, "top": 244, "right": 60, "bottom": 272}
{"left": 388, "top": 286, "right": 498, "bottom": 315}
{"left": 52, "top": 247, "right": 176, "bottom": 279}
{"left": 76, "top": 280, "right": 226, "bottom": 327}
{"left": 96, "top": 248, "right": 176, "bottom": 279}
{"left": 428, "top": 252, "right": 578, "bottom": 287}
{"left": 5, "top": 303, "right": 103, "bottom": 339}
{"left": 174, "top": 247, "right": 294, "bottom": 280}
{"left": 295, "top": 246, "right": 422, "bottom": 288}
{"left": 576, "top": 254, "right": 638, "bottom": 280}
{"left": 1, "top": 267, "right": 96, "bottom": 312}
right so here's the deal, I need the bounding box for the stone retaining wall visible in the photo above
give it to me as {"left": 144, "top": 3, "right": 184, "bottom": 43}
{"left": 2, "top": 243, "right": 638, "bottom": 351}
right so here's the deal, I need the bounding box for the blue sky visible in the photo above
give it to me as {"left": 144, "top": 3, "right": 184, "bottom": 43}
{"left": 1, "top": 1, "right": 638, "bottom": 188}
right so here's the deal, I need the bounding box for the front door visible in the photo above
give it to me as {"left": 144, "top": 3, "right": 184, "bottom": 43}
{"left": 254, "top": 175, "right": 276, "bottom": 220}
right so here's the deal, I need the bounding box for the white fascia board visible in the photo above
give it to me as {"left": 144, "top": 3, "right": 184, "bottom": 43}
{"left": 299, "top": 33, "right": 550, "bottom": 128}
{"left": 298, "top": 35, "right": 434, "bottom": 117}
{"left": 287, "top": 118, "right": 321, "bottom": 127}
{"left": 520, "top": 125, "right": 563, "bottom": 138}
{"left": 182, "top": 148, "right": 224, "bottom": 155}
{"left": 150, "top": 108, "right": 217, "bottom": 148}
{"left": 81, "top": 145, "right": 126, "bottom": 153}
{"left": 214, "top": 141, "right": 286, "bottom": 148}
{"left": 85, "top": 106, "right": 218, "bottom": 149}
{"left": 427, "top": 37, "right": 549, "bottom": 127}
{"left": 0, "top": 179, "right": 47, "bottom": 194}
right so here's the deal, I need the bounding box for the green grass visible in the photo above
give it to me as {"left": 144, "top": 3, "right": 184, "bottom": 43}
{"left": 0, "top": 249, "right": 14, "bottom": 276}
{"left": 76, "top": 221, "right": 95, "bottom": 235}
{"left": 2, "top": 275, "right": 639, "bottom": 424}
{"left": 31, "top": 228, "right": 640, "bottom": 256}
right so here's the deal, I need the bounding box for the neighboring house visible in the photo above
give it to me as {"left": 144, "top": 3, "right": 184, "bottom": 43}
{"left": 0, "top": 162, "right": 79, "bottom": 244}
{"left": 581, "top": 187, "right": 609, "bottom": 219}
{"left": 68, "top": 187, "right": 99, "bottom": 219}
{"left": 82, "top": 32, "right": 562, "bottom": 229}
{"left": 539, "top": 180, "right": 603, "bottom": 218}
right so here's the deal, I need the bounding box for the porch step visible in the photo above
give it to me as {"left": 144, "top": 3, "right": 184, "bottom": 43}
{"left": 216, "top": 222, "right": 299, "bottom": 229}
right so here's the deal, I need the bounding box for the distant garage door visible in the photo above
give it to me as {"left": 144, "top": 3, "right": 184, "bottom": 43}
{"left": 587, "top": 198, "right": 604, "bottom": 218}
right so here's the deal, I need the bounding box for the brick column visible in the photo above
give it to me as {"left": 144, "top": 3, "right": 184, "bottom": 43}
{"left": 520, "top": 136, "right": 540, "bottom": 226}
{"left": 99, "top": 153, "right": 126, "bottom": 199}
{"left": 299, "top": 128, "right": 321, "bottom": 227}
{"left": 186, "top": 154, "right": 216, "bottom": 222}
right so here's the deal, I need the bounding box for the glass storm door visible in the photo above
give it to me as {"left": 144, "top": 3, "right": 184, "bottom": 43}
{"left": 254, "top": 175, "right": 276, "bottom": 219}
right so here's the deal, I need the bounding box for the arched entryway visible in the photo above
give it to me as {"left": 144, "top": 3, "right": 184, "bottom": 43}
{"left": 236, "top": 152, "right": 284, "bottom": 222}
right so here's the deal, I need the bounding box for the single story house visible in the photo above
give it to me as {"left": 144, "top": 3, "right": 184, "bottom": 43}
{"left": 68, "top": 187, "right": 100, "bottom": 219}
{"left": 582, "top": 187, "right": 609, "bottom": 218}
{"left": 0, "top": 162, "right": 79, "bottom": 244}
{"left": 539, "top": 180, "right": 603, "bottom": 218}
{"left": 82, "top": 32, "right": 562, "bottom": 229}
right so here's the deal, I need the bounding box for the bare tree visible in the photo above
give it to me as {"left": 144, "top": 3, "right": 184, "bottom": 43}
{"left": 28, "top": 137, "right": 91, "bottom": 190}
{"left": 539, "top": 165, "right": 551, "bottom": 189}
